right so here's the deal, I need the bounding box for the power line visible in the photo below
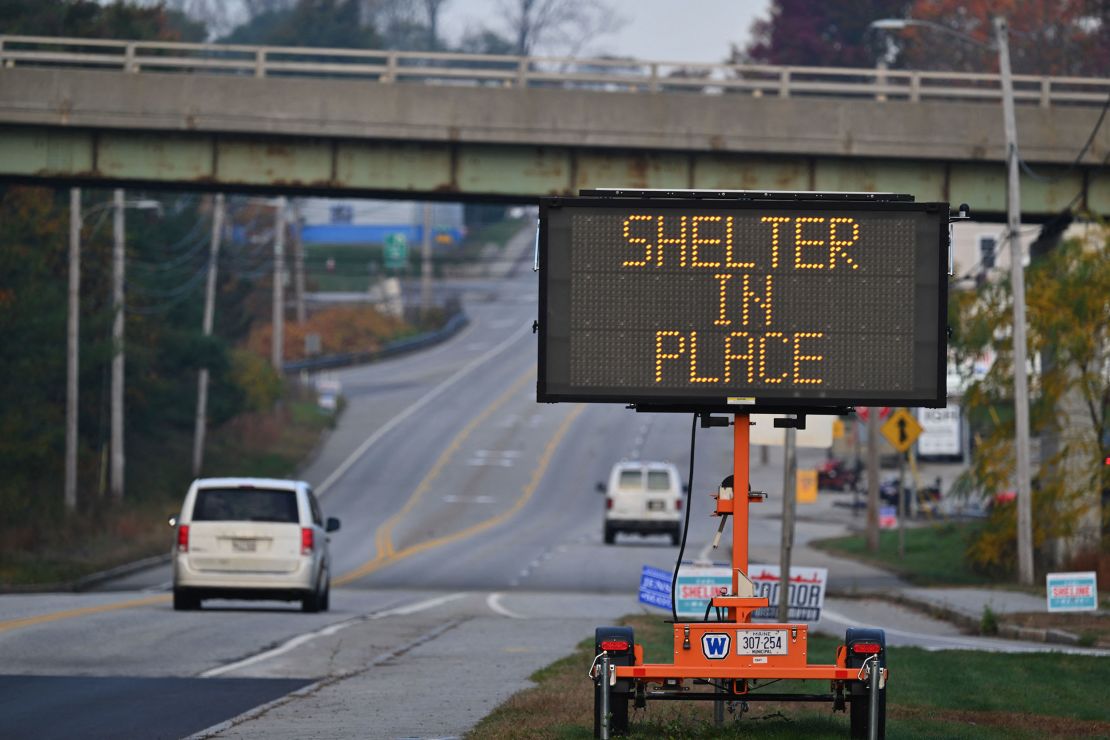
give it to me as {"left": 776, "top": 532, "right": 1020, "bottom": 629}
{"left": 1016, "top": 91, "right": 1110, "bottom": 184}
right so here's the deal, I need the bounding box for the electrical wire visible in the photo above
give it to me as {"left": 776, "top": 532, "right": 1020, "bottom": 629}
{"left": 671, "top": 414, "right": 697, "bottom": 623}
{"left": 1015, "top": 91, "right": 1110, "bottom": 184}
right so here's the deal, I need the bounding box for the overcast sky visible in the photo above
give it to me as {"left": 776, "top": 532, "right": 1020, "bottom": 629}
{"left": 439, "top": 0, "right": 771, "bottom": 63}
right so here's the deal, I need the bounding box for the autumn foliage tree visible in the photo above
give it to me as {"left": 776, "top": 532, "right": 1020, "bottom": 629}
{"left": 738, "top": 0, "right": 1109, "bottom": 76}
{"left": 739, "top": 0, "right": 912, "bottom": 67}
{"left": 951, "top": 226, "right": 1110, "bottom": 574}
{"left": 896, "top": 0, "right": 1109, "bottom": 76}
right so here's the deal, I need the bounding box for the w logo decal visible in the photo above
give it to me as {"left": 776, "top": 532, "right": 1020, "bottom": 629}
{"left": 701, "top": 633, "right": 731, "bottom": 659}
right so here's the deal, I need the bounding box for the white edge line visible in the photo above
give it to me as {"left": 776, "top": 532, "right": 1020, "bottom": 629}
{"left": 486, "top": 592, "right": 526, "bottom": 619}
{"left": 199, "top": 592, "right": 467, "bottom": 678}
{"left": 316, "top": 320, "right": 532, "bottom": 497}
{"left": 369, "top": 592, "right": 466, "bottom": 618}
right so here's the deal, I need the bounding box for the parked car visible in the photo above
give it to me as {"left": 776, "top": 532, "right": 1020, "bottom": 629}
{"left": 817, "top": 458, "right": 860, "bottom": 491}
{"left": 170, "top": 477, "right": 339, "bottom": 612}
{"left": 598, "top": 461, "right": 685, "bottom": 545}
{"left": 879, "top": 476, "right": 942, "bottom": 510}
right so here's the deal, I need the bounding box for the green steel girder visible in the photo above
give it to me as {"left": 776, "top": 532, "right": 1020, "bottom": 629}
{"left": 1, "top": 125, "right": 1104, "bottom": 219}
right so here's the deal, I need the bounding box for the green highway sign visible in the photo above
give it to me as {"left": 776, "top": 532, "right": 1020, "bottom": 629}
{"left": 383, "top": 233, "right": 408, "bottom": 271}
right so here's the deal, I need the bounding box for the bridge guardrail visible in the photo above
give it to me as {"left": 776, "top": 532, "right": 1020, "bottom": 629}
{"left": 1, "top": 34, "right": 1107, "bottom": 109}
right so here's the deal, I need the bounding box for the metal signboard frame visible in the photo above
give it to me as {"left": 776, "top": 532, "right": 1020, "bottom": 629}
{"left": 537, "top": 191, "right": 949, "bottom": 413}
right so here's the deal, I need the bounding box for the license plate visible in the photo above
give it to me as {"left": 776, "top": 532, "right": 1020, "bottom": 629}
{"left": 232, "top": 539, "right": 256, "bottom": 552}
{"left": 647, "top": 500, "right": 665, "bottom": 511}
{"left": 736, "top": 630, "right": 787, "bottom": 655}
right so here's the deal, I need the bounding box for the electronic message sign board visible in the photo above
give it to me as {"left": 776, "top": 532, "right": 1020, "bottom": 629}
{"left": 538, "top": 192, "right": 948, "bottom": 411}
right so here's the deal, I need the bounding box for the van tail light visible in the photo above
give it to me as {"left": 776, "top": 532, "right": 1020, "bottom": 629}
{"left": 177, "top": 524, "right": 189, "bottom": 553}
{"left": 301, "top": 527, "right": 314, "bottom": 555}
{"left": 600, "top": 640, "right": 629, "bottom": 652}
{"left": 675, "top": 499, "right": 683, "bottom": 511}
{"left": 606, "top": 498, "right": 613, "bottom": 510}
{"left": 852, "top": 642, "right": 881, "bottom": 655}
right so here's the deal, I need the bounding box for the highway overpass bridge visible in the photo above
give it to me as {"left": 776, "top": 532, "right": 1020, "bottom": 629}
{"left": 1, "top": 35, "right": 1108, "bottom": 219}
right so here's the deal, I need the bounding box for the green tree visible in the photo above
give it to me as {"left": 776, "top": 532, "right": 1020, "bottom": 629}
{"left": 0, "top": 188, "right": 69, "bottom": 523}
{"left": 951, "top": 227, "right": 1110, "bottom": 573}
{"left": 0, "top": 0, "right": 205, "bottom": 41}
{"left": 222, "top": 0, "right": 379, "bottom": 48}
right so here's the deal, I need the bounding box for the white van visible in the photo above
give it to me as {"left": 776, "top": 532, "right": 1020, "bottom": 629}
{"left": 599, "top": 461, "right": 684, "bottom": 545}
{"left": 170, "top": 477, "right": 339, "bottom": 612}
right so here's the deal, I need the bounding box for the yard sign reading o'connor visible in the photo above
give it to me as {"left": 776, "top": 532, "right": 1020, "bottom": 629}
{"left": 537, "top": 190, "right": 949, "bottom": 412}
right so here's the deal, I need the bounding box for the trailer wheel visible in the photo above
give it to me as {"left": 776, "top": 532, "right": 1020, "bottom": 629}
{"left": 593, "top": 626, "right": 635, "bottom": 738}
{"left": 846, "top": 627, "right": 886, "bottom": 739}
{"left": 603, "top": 524, "right": 616, "bottom": 545}
{"left": 593, "top": 682, "right": 630, "bottom": 737}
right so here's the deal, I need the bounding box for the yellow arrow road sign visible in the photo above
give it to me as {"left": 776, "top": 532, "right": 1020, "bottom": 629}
{"left": 881, "top": 408, "right": 923, "bottom": 453}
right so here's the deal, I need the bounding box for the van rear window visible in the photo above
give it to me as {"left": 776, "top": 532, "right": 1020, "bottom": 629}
{"left": 617, "top": 470, "right": 642, "bottom": 490}
{"left": 647, "top": 471, "right": 672, "bottom": 491}
{"left": 192, "top": 488, "right": 299, "bottom": 523}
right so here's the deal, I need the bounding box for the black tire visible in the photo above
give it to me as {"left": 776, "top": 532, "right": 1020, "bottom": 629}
{"left": 603, "top": 524, "right": 616, "bottom": 545}
{"left": 173, "top": 589, "right": 199, "bottom": 611}
{"left": 302, "top": 580, "right": 323, "bottom": 613}
{"left": 849, "top": 683, "right": 885, "bottom": 739}
{"left": 670, "top": 527, "right": 681, "bottom": 546}
{"left": 846, "top": 628, "right": 886, "bottom": 739}
{"left": 593, "top": 684, "right": 630, "bottom": 737}
{"left": 320, "top": 580, "right": 331, "bottom": 612}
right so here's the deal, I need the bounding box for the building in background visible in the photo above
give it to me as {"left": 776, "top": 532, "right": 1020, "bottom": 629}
{"left": 298, "top": 199, "right": 466, "bottom": 246}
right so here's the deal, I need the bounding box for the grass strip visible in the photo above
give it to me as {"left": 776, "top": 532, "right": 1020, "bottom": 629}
{"left": 813, "top": 522, "right": 991, "bottom": 587}
{"left": 469, "top": 614, "right": 1110, "bottom": 739}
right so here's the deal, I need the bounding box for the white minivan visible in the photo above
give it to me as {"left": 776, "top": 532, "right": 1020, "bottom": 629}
{"left": 171, "top": 477, "right": 339, "bottom": 612}
{"left": 599, "top": 461, "right": 684, "bottom": 545}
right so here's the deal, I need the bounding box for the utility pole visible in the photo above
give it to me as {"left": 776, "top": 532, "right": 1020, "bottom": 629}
{"left": 421, "top": 201, "right": 433, "bottom": 322}
{"left": 291, "top": 200, "right": 306, "bottom": 324}
{"left": 995, "top": 16, "right": 1034, "bottom": 586}
{"left": 272, "top": 196, "right": 287, "bottom": 371}
{"left": 65, "top": 188, "right": 80, "bottom": 513}
{"left": 110, "top": 188, "right": 125, "bottom": 502}
{"left": 192, "top": 194, "right": 225, "bottom": 477}
{"left": 778, "top": 425, "right": 798, "bottom": 623}
{"left": 866, "top": 409, "right": 880, "bottom": 553}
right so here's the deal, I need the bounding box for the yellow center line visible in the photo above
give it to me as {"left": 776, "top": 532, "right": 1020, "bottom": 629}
{"left": 336, "top": 367, "right": 535, "bottom": 585}
{"left": 0, "top": 594, "right": 170, "bottom": 635}
{"left": 338, "top": 403, "right": 584, "bottom": 583}
{"left": 384, "top": 403, "right": 584, "bottom": 566}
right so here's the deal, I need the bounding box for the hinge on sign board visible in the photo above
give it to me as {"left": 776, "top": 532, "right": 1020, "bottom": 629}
{"left": 773, "top": 414, "right": 806, "bottom": 430}
{"left": 948, "top": 204, "right": 970, "bottom": 276}
{"left": 533, "top": 221, "right": 540, "bottom": 272}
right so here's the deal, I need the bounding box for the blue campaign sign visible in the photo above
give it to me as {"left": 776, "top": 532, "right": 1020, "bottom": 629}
{"left": 1046, "top": 571, "right": 1098, "bottom": 612}
{"left": 639, "top": 565, "right": 672, "bottom": 610}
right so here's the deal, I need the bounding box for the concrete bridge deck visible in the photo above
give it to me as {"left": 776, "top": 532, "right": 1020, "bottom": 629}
{"left": 1, "top": 36, "right": 1107, "bottom": 217}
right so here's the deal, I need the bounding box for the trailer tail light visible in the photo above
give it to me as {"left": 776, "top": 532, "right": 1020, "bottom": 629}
{"left": 176, "top": 524, "right": 189, "bottom": 553}
{"left": 606, "top": 498, "right": 613, "bottom": 510}
{"left": 601, "top": 640, "right": 629, "bottom": 652}
{"left": 675, "top": 498, "right": 683, "bottom": 511}
{"left": 301, "top": 527, "right": 314, "bottom": 555}
{"left": 852, "top": 642, "right": 881, "bottom": 655}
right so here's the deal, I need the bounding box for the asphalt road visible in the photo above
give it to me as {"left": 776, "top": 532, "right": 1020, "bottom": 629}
{"left": 2, "top": 246, "right": 1104, "bottom": 739}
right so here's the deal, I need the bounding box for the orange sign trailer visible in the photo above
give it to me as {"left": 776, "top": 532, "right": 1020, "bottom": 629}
{"left": 591, "top": 414, "right": 888, "bottom": 739}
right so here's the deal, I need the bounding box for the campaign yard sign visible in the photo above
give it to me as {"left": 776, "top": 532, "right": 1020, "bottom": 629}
{"left": 1046, "top": 571, "right": 1098, "bottom": 612}
{"left": 638, "top": 565, "right": 673, "bottom": 610}
{"left": 671, "top": 563, "right": 827, "bottom": 621}
{"left": 748, "top": 565, "right": 828, "bottom": 622}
